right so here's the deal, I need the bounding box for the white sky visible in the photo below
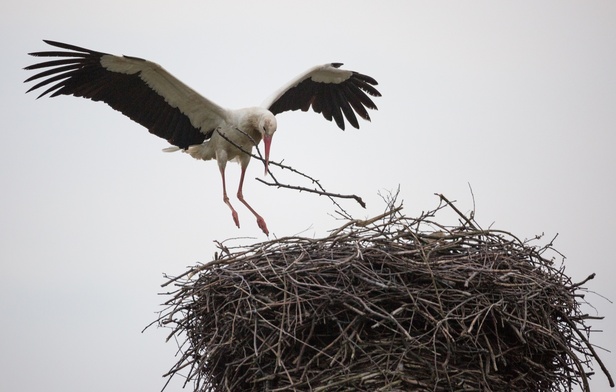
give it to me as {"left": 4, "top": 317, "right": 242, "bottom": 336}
{"left": 1, "top": 1, "right": 615, "bottom": 391}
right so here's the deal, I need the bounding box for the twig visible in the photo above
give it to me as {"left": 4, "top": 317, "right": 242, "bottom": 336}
{"left": 256, "top": 177, "right": 365, "bottom": 208}
{"left": 435, "top": 193, "right": 478, "bottom": 230}
{"left": 216, "top": 129, "right": 365, "bottom": 212}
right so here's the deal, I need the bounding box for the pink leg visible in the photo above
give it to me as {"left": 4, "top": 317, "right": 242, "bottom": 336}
{"left": 220, "top": 166, "right": 240, "bottom": 228}
{"left": 237, "top": 166, "right": 269, "bottom": 236}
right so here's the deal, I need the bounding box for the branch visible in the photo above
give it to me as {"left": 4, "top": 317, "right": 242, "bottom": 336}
{"left": 216, "top": 129, "right": 366, "bottom": 213}
{"left": 435, "top": 193, "right": 478, "bottom": 231}
{"left": 256, "top": 177, "right": 365, "bottom": 208}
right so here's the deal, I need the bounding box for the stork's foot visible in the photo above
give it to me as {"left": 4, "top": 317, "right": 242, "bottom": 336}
{"left": 231, "top": 210, "right": 240, "bottom": 228}
{"left": 256, "top": 217, "right": 269, "bottom": 236}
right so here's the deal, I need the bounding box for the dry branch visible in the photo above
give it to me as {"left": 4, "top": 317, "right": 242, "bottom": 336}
{"left": 216, "top": 129, "right": 365, "bottom": 216}
{"left": 151, "top": 197, "right": 612, "bottom": 391}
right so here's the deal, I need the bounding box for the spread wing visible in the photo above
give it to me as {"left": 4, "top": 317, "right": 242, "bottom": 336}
{"left": 263, "top": 63, "right": 381, "bottom": 130}
{"left": 24, "top": 40, "right": 230, "bottom": 149}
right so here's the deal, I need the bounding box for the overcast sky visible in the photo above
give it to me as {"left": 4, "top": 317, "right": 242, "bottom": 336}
{"left": 1, "top": 1, "right": 615, "bottom": 391}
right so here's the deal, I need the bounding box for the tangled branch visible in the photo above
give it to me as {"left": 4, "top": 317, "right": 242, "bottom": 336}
{"left": 150, "top": 196, "right": 613, "bottom": 391}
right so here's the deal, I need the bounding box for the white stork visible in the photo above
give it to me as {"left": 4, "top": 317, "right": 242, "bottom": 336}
{"left": 24, "top": 40, "right": 381, "bottom": 235}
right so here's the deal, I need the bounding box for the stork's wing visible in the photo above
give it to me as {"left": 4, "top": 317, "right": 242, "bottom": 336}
{"left": 263, "top": 63, "right": 381, "bottom": 130}
{"left": 24, "top": 40, "right": 230, "bottom": 149}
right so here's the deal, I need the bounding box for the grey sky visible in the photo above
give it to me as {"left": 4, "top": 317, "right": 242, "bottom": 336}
{"left": 1, "top": 1, "right": 615, "bottom": 391}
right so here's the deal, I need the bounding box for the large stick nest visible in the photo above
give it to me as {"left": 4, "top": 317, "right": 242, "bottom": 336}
{"left": 154, "top": 196, "right": 612, "bottom": 391}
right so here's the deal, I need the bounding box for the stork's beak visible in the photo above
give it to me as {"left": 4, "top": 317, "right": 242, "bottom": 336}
{"left": 263, "top": 134, "right": 272, "bottom": 175}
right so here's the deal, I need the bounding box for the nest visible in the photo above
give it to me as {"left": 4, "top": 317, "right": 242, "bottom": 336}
{"left": 154, "top": 196, "right": 612, "bottom": 391}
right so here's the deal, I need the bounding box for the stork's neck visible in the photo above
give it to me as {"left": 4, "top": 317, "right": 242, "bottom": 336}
{"left": 235, "top": 107, "right": 272, "bottom": 144}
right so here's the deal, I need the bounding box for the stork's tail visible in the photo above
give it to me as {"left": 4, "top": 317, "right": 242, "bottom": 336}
{"left": 162, "top": 144, "right": 210, "bottom": 160}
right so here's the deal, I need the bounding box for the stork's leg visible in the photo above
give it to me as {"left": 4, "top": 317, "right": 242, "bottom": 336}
{"left": 219, "top": 165, "right": 240, "bottom": 228}
{"left": 237, "top": 166, "right": 269, "bottom": 236}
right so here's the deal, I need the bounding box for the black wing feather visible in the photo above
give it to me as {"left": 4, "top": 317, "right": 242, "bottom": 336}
{"left": 328, "top": 87, "right": 346, "bottom": 130}
{"left": 24, "top": 40, "right": 207, "bottom": 149}
{"left": 337, "top": 85, "right": 359, "bottom": 129}
{"left": 267, "top": 64, "right": 381, "bottom": 130}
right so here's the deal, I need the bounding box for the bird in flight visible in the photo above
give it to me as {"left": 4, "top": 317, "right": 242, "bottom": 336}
{"left": 24, "top": 40, "right": 381, "bottom": 235}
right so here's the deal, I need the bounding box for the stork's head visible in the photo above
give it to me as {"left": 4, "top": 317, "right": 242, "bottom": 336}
{"left": 259, "top": 112, "right": 277, "bottom": 175}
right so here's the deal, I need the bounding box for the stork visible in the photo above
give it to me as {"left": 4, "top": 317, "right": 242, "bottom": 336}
{"left": 24, "top": 40, "right": 381, "bottom": 235}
